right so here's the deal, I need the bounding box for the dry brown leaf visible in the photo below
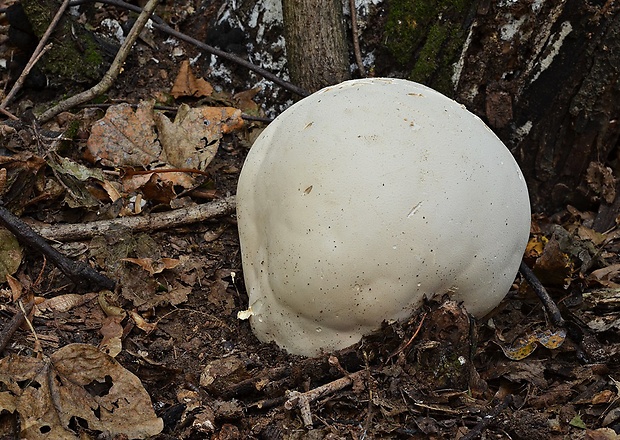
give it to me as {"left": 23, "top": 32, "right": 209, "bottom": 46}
{"left": 167, "top": 285, "right": 192, "bottom": 306}
{"left": 576, "top": 224, "right": 608, "bottom": 246}
{"left": 155, "top": 104, "right": 243, "bottom": 171}
{"left": 586, "top": 162, "right": 616, "bottom": 204}
{"left": 139, "top": 172, "right": 178, "bottom": 204}
{"left": 585, "top": 428, "right": 620, "bottom": 440}
{"left": 0, "top": 152, "right": 47, "bottom": 214}
{"left": 5, "top": 274, "right": 22, "bottom": 302}
{"left": 0, "top": 167, "right": 6, "bottom": 195}
{"left": 100, "top": 179, "right": 122, "bottom": 202}
{"left": 589, "top": 264, "right": 620, "bottom": 287}
{"left": 209, "top": 269, "right": 236, "bottom": 314}
{"left": 121, "top": 170, "right": 195, "bottom": 198}
{"left": 35, "top": 293, "right": 98, "bottom": 316}
{"left": 533, "top": 236, "right": 574, "bottom": 287}
{"left": 0, "top": 344, "right": 163, "bottom": 439}
{"left": 129, "top": 310, "right": 158, "bottom": 333}
{"left": 591, "top": 390, "right": 616, "bottom": 405}
{"left": 122, "top": 257, "right": 181, "bottom": 276}
{"left": 99, "top": 315, "right": 124, "bottom": 357}
{"left": 0, "top": 228, "right": 22, "bottom": 283}
{"left": 233, "top": 87, "right": 261, "bottom": 116}
{"left": 171, "top": 60, "right": 214, "bottom": 98}
{"left": 87, "top": 101, "right": 160, "bottom": 168}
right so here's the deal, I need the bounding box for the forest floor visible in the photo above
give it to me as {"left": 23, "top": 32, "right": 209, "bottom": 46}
{"left": 1, "top": 1, "right": 620, "bottom": 439}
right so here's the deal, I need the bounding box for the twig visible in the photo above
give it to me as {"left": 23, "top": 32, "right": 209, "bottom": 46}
{"left": 0, "top": 300, "right": 34, "bottom": 354}
{"left": 68, "top": 0, "right": 310, "bottom": 98}
{"left": 285, "top": 369, "right": 366, "bottom": 428}
{"left": 0, "top": 203, "right": 116, "bottom": 290}
{"left": 386, "top": 311, "right": 427, "bottom": 362}
{"left": 348, "top": 0, "right": 366, "bottom": 77}
{"left": 1, "top": 0, "right": 71, "bottom": 108}
{"left": 0, "top": 107, "right": 19, "bottom": 120}
{"left": 152, "top": 20, "right": 309, "bottom": 97}
{"left": 519, "top": 260, "right": 565, "bottom": 327}
{"left": 2, "top": 44, "right": 53, "bottom": 109}
{"left": 36, "top": 0, "right": 160, "bottom": 123}
{"left": 460, "top": 395, "right": 513, "bottom": 440}
{"left": 28, "top": 195, "right": 236, "bottom": 242}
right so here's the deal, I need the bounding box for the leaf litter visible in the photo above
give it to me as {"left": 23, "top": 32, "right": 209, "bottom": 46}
{"left": 2, "top": 4, "right": 620, "bottom": 439}
{"left": 0, "top": 343, "right": 163, "bottom": 439}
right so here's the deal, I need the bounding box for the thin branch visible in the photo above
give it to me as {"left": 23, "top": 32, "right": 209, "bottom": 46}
{"left": 1, "top": 0, "right": 70, "bottom": 109}
{"left": 28, "top": 195, "right": 236, "bottom": 242}
{"left": 152, "top": 22, "right": 309, "bottom": 98}
{"left": 0, "top": 203, "right": 116, "bottom": 290}
{"left": 285, "top": 369, "right": 365, "bottom": 428}
{"left": 348, "top": 0, "right": 366, "bottom": 77}
{"left": 519, "top": 260, "right": 565, "bottom": 327}
{"left": 0, "top": 300, "right": 34, "bottom": 354}
{"left": 0, "top": 106, "right": 19, "bottom": 120}
{"left": 68, "top": 0, "right": 309, "bottom": 97}
{"left": 36, "top": 0, "right": 160, "bottom": 122}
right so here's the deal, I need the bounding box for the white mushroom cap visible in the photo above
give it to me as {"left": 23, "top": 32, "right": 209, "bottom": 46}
{"left": 236, "top": 78, "right": 530, "bottom": 357}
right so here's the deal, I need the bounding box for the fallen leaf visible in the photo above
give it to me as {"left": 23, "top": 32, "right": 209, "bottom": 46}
{"left": 35, "top": 293, "right": 98, "bottom": 316}
{"left": 533, "top": 235, "right": 574, "bottom": 287}
{"left": 585, "top": 428, "right": 620, "bottom": 440}
{"left": 586, "top": 162, "right": 616, "bottom": 204}
{"left": 589, "top": 265, "right": 620, "bottom": 288}
{"left": 0, "top": 228, "right": 22, "bottom": 283}
{"left": 171, "top": 60, "right": 214, "bottom": 98}
{"left": 167, "top": 284, "right": 192, "bottom": 306}
{"left": 121, "top": 257, "right": 181, "bottom": 276}
{"left": 498, "top": 328, "right": 566, "bottom": 360}
{"left": 87, "top": 101, "right": 160, "bottom": 168}
{"left": 155, "top": 104, "right": 244, "bottom": 171}
{"left": 0, "top": 344, "right": 163, "bottom": 439}
{"left": 99, "top": 315, "right": 124, "bottom": 357}
{"left": 129, "top": 310, "right": 158, "bottom": 333}
{"left": 139, "top": 171, "right": 178, "bottom": 204}
{"left": 570, "top": 414, "right": 587, "bottom": 429}
{"left": 98, "top": 290, "right": 127, "bottom": 318}
{"left": 233, "top": 87, "right": 261, "bottom": 116}
{"left": 5, "top": 274, "right": 22, "bottom": 301}
{"left": 591, "top": 390, "right": 615, "bottom": 405}
{"left": 0, "top": 152, "right": 47, "bottom": 214}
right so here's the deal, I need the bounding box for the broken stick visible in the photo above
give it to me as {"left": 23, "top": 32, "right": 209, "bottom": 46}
{"left": 285, "top": 369, "right": 366, "bottom": 428}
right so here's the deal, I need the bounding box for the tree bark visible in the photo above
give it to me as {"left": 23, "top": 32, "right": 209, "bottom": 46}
{"left": 383, "top": 0, "right": 620, "bottom": 214}
{"left": 282, "top": 0, "right": 351, "bottom": 93}
{"left": 451, "top": 1, "right": 620, "bottom": 214}
{"left": 15, "top": 0, "right": 115, "bottom": 88}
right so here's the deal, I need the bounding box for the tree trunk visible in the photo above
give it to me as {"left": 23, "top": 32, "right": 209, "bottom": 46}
{"left": 282, "top": 0, "right": 351, "bottom": 93}
{"left": 382, "top": 0, "right": 620, "bottom": 215}
{"left": 452, "top": 1, "right": 620, "bottom": 215}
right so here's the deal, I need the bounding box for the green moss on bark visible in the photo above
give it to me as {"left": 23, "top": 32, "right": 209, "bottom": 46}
{"left": 384, "top": 0, "right": 474, "bottom": 95}
{"left": 21, "top": 0, "right": 109, "bottom": 86}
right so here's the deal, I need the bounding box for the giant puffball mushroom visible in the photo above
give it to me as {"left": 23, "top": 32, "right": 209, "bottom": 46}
{"left": 236, "top": 78, "right": 531, "bottom": 357}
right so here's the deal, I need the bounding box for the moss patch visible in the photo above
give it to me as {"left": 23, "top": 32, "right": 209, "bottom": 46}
{"left": 21, "top": 0, "right": 110, "bottom": 86}
{"left": 384, "top": 0, "right": 474, "bottom": 95}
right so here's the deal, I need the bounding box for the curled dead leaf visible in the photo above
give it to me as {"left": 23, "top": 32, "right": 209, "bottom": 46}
{"left": 98, "top": 290, "right": 126, "bottom": 318}
{"left": 0, "top": 344, "right": 163, "bottom": 439}
{"left": 498, "top": 328, "right": 567, "bottom": 360}
{"left": 35, "top": 292, "right": 98, "bottom": 315}
{"left": 129, "top": 310, "right": 158, "bottom": 333}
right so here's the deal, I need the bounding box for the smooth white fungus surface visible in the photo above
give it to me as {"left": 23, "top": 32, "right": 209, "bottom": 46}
{"left": 236, "top": 78, "right": 531, "bottom": 357}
